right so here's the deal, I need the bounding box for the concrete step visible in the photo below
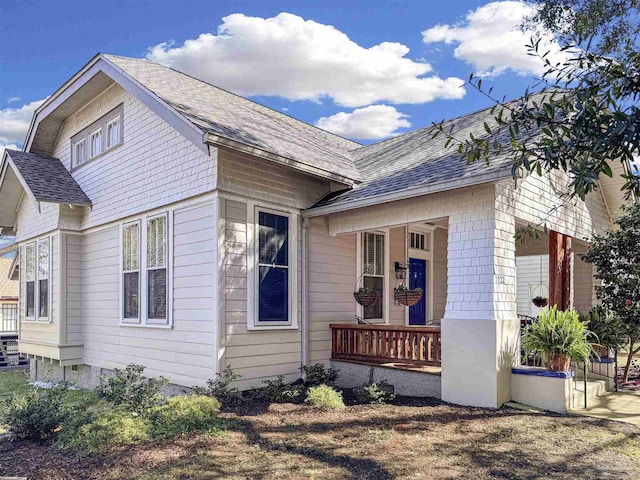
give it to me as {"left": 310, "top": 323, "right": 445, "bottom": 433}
{"left": 572, "top": 378, "right": 609, "bottom": 409}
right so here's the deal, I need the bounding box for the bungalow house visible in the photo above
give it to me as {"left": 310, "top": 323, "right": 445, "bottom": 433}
{"left": 0, "top": 54, "right": 626, "bottom": 408}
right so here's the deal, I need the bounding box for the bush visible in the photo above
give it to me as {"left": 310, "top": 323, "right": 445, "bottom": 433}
{"left": 1, "top": 383, "right": 69, "bottom": 441}
{"left": 262, "top": 376, "right": 304, "bottom": 403}
{"left": 356, "top": 381, "right": 395, "bottom": 405}
{"left": 305, "top": 385, "right": 345, "bottom": 410}
{"left": 66, "top": 408, "right": 150, "bottom": 453}
{"left": 148, "top": 395, "right": 223, "bottom": 439}
{"left": 300, "top": 363, "right": 339, "bottom": 387}
{"left": 193, "top": 366, "right": 243, "bottom": 408}
{"left": 95, "top": 364, "right": 168, "bottom": 414}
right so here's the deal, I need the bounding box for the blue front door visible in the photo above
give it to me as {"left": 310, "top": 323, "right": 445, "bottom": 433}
{"left": 408, "top": 258, "right": 427, "bottom": 326}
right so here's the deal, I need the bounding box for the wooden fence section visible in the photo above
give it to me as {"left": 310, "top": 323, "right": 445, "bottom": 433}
{"left": 330, "top": 324, "right": 441, "bottom": 366}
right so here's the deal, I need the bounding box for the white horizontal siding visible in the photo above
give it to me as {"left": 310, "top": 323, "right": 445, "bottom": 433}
{"left": 515, "top": 255, "right": 549, "bottom": 317}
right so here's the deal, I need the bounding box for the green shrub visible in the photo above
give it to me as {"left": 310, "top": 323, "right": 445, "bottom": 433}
{"left": 305, "top": 385, "right": 345, "bottom": 410}
{"left": 148, "top": 395, "right": 223, "bottom": 439}
{"left": 356, "top": 381, "right": 395, "bottom": 405}
{"left": 193, "top": 366, "right": 243, "bottom": 408}
{"left": 67, "top": 408, "right": 151, "bottom": 453}
{"left": 300, "top": 363, "right": 339, "bottom": 387}
{"left": 57, "top": 393, "right": 112, "bottom": 450}
{"left": 1, "top": 383, "right": 69, "bottom": 441}
{"left": 95, "top": 364, "right": 168, "bottom": 414}
{"left": 262, "top": 376, "right": 304, "bottom": 403}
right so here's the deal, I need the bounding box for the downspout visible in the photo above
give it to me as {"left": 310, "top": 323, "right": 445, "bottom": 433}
{"left": 301, "top": 217, "right": 310, "bottom": 369}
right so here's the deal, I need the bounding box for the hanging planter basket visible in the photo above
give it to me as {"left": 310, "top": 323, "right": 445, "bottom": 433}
{"left": 353, "top": 291, "right": 378, "bottom": 307}
{"left": 532, "top": 296, "right": 549, "bottom": 308}
{"left": 394, "top": 288, "right": 423, "bottom": 307}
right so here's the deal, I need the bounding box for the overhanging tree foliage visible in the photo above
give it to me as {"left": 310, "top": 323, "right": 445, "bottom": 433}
{"left": 583, "top": 202, "right": 640, "bottom": 382}
{"left": 434, "top": 0, "right": 640, "bottom": 202}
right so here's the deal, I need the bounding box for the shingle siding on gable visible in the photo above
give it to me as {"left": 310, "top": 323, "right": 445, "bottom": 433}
{"left": 49, "top": 84, "right": 216, "bottom": 230}
{"left": 15, "top": 200, "right": 59, "bottom": 243}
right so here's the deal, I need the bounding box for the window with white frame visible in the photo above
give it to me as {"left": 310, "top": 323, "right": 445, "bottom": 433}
{"left": 362, "top": 232, "right": 385, "bottom": 320}
{"left": 410, "top": 232, "right": 428, "bottom": 251}
{"left": 25, "top": 243, "right": 36, "bottom": 318}
{"left": 121, "top": 214, "right": 170, "bottom": 326}
{"left": 71, "top": 104, "right": 123, "bottom": 168}
{"left": 37, "top": 238, "right": 50, "bottom": 319}
{"left": 90, "top": 128, "right": 103, "bottom": 157}
{"left": 74, "top": 138, "right": 86, "bottom": 166}
{"left": 254, "top": 208, "right": 294, "bottom": 326}
{"left": 24, "top": 239, "right": 51, "bottom": 321}
{"left": 106, "top": 116, "right": 121, "bottom": 148}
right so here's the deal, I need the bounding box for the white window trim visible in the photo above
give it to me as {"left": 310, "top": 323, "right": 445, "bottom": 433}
{"left": 90, "top": 127, "right": 103, "bottom": 158}
{"left": 356, "top": 230, "right": 389, "bottom": 324}
{"left": 106, "top": 116, "right": 121, "bottom": 148}
{"left": 23, "top": 238, "right": 52, "bottom": 324}
{"left": 74, "top": 138, "right": 86, "bottom": 166}
{"left": 247, "top": 204, "right": 298, "bottom": 330}
{"left": 119, "top": 212, "right": 173, "bottom": 328}
{"left": 71, "top": 104, "right": 124, "bottom": 170}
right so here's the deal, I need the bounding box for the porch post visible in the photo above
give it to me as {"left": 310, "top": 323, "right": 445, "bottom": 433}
{"left": 549, "top": 230, "right": 571, "bottom": 310}
{"left": 441, "top": 198, "right": 520, "bottom": 408}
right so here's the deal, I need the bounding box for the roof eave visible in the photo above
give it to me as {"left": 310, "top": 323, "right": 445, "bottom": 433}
{"left": 204, "top": 132, "right": 359, "bottom": 187}
{"left": 302, "top": 169, "right": 511, "bottom": 218}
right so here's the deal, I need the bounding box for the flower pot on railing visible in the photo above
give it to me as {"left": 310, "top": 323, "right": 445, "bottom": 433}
{"left": 394, "top": 286, "right": 423, "bottom": 307}
{"left": 353, "top": 290, "right": 378, "bottom": 307}
{"left": 532, "top": 296, "right": 549, "bottom": 308}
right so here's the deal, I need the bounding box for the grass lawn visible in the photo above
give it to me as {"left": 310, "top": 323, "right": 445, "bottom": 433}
{"left": 0, "top": 388, "right": 639, "bottom": 479}
{"left": 0, "top": 370, "right": 31, "bottom": 400}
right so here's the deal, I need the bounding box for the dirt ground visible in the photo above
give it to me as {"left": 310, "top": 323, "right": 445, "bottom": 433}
{"left": 1, "top": 397, "right": 639, "bottom": 480}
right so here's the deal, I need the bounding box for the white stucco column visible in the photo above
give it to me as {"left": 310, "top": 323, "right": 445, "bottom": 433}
{"left": 441, "top": 201, "right": 520, "bottom": 408}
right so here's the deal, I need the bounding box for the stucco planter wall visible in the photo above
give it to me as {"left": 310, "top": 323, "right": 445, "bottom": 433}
{"left": 511, "top": 367, "right": 575, "bottom": 413}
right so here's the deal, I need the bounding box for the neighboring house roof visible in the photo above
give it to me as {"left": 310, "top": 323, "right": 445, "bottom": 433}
{"left": 0, "top": 257, "right": 18, "bottom": 298}
{"left": 4, "top": 150, "right": 92, "bottom": 206}
{"left": 307, "top": 106, "right": 514, "bottom": 214}
{"left": 102, "top": 54, "right": 362, "bottom": 183}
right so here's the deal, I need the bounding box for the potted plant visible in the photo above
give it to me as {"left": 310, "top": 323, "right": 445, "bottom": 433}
{"left": 521, "top": 306, "right": 595, "bottom": 372}
{"left": 583, "top": 307, "right": 626, "bottom": 359}
{"left": 532, "top": 296, "right": 549, "bottom": 308}
{"left": 353, "top": 287, "right": 378, "bottom": 307}
{"left": 393, "top": 284, "right": 423, "bottom": 307}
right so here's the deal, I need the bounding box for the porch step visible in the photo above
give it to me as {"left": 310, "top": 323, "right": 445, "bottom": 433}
{"left": 571, "top": 378, "right": 609, "bottom": 410}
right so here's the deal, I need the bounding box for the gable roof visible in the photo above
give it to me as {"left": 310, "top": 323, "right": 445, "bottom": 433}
{"left": 103, "top": 55, "right": 362, "bottom": 183}
{"left": 306, "top": 105, "right": 515, "bottom": 214}
{"left": 4, "top": 150, "right": 91, "bottom": 206}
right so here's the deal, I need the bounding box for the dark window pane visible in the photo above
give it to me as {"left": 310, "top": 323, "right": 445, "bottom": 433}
{"left": 124, "top": 272, "right": 139, "bottom": 319}
{"left": 39, "top": 280, "right": 48, "bottom": 318}
{"left": 363, "top": 276, "right": 383, "bottom": 320}
{"left": 258, "top": 266, "right": 288, "bottom": 322}
{"left": 148, "top": 269, "right": 167, "bottom": 320}
{"left": 258, "top": 212, "right": 288, "bottom": 266}
{"left": 26, "top": 282, "right": 35, "bottom": 317}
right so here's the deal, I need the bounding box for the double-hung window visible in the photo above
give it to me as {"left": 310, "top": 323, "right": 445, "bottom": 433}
{"left": 250, "top": 207, "right": 297, "bottom": 328}
{"left": 362, "top": 232, "right": 385, "bottom": 321}
{"left": 121, "top": 214, "right": 170, "bottom": 326}
{"left": 25, "top": 243, "right": 36, "bottom": 318}
{"left": 24, "top": 239, "right": 51, "bottom": 321}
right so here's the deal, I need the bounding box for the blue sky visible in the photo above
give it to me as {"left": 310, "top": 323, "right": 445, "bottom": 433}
{"left": 0, "top": 0, "right": 568, "bottom": 151}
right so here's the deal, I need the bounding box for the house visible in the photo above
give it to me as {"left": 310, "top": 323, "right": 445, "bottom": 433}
{"left": 0, "top": 255, "right": 24, "bottom": 369}
{"left": 0, "top": 54, "right": 627, "bottom": 408}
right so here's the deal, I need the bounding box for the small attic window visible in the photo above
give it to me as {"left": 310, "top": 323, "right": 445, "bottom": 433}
{"left": 71, "top": 104, "right": 123, "bottom": 169}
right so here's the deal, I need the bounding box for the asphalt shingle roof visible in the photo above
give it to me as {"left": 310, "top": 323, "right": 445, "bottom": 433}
{"left": 5, "top": 150, "right": 92, "bottom": 205}
{"left": 103, "top": 54, "right": 362, "bottom": 182}
{"left": 311, "top": 106, "right": 516, "bottom": 209}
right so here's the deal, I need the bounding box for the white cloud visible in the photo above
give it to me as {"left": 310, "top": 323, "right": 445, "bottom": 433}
{"left": 422, "top": 1, "right": 572, "bottom": 77}
{"left": 7, "top": 97, "right": 20, "bottom": 103}
{"left": 0, "top": 143, "right": 19, "bottom": 159}
{"left": 147, "top": 12, "right": 465, "bottom": 108}
{"left": 315, "top": 105, "right": 410, "bottom": 140}
{"left": 0, "top": 99, "right": 44, "bottom": 146}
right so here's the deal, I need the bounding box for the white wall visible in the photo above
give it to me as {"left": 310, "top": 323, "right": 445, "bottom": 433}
{"left": 516, "top": 255, "right": 549, "bottom": 317}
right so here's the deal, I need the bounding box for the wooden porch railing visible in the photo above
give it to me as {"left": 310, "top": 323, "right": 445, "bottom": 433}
{"left": 330, "top": 323, "right": 441, "bottom": 366}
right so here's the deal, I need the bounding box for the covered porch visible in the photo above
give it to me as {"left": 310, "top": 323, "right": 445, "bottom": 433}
{"left": 306, "top": 179, "right": 605, "bottom": 407}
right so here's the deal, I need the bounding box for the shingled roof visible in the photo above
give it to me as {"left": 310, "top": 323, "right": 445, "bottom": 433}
{"left": 103, "top": 54, "right": 362, "bottom": 183}
{"left": 4, "top": 150, "right": 91, "bottom": 206}
{"left": 308, "top": 105, "right": 515, "bottom": 211}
